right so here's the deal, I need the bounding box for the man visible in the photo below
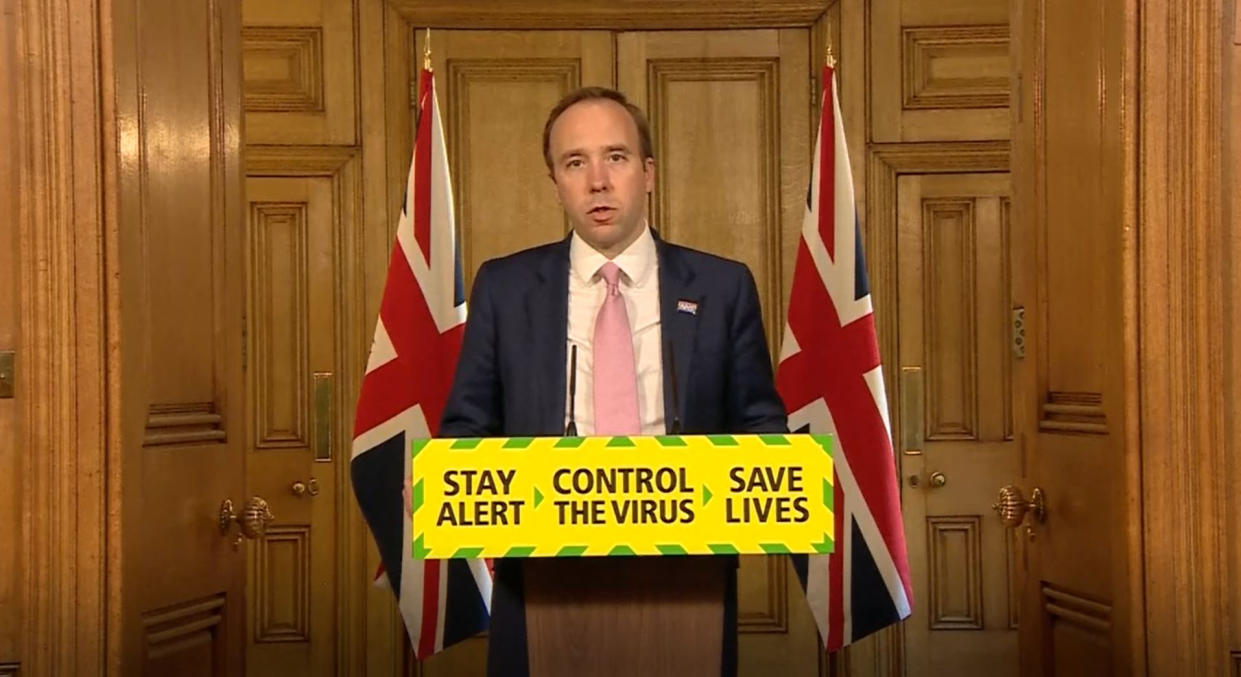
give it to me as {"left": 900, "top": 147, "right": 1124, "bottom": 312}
{"left": 439, "top": 87, "right": 787, "bottom": 676}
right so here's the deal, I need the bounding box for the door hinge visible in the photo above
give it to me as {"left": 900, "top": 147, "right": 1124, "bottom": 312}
{"left": 1012, "top": 306, "right": 1026, "bottom": 359}
{"left": 0, "top": 350, "right": 13, "bottom": 398}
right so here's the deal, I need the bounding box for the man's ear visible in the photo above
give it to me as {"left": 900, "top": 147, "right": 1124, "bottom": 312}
{"left": 643, "top": 157, "right": 656, "bottom": 193}
{"left": 548, "top": 170, "right": 561, "bottom": 204}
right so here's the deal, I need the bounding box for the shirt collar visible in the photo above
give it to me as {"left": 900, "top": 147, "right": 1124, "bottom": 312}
{"left": 569, "top": 223, "right": 657, "bottom": 288}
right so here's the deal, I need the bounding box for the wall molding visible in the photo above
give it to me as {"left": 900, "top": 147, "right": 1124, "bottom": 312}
{"left": 1137, "top": 0, "right": 1231, "bottom": 672}
{"left": 15, "top": 0, "right": 111, "bottom": 672}
{"left": 387, "top": 0, "right": 833, "bottom": 29}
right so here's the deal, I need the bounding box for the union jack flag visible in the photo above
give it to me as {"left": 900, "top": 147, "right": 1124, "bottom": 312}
{"left": 778, "top": 63, "right": 913, "bottom": 651}
{"left": 351, "top": 67, "right": 493, "bottom": 659}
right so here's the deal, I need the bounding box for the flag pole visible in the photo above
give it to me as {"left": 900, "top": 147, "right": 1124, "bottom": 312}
{"left": 825, "top": 19, "right": 837, "bottom": 68}
{"left": 424, "top": 27, "right": 432, "bottom": 71}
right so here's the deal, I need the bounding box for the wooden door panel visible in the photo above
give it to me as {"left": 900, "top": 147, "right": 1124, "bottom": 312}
{"left": 242, "top": 0, "right": 357, "bottom": 145}
{"left": 114, "top": 0, "right": 247, "bottom": 671}
{"left": 415, "top": 29, "right": 615, "bottom": 293}
{"left": 617, "top": 29, "right": 815, "bottom": 676}
{"left": 898, "top": 172, "right": 1018, "bottom": 675}
{"left": 870, "top": 0, "right": 1010, "bottom": 143}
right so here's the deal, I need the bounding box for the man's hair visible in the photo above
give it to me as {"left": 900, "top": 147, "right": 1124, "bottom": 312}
{"left": 541, "top": 87, "right": 654, "bottom": 170}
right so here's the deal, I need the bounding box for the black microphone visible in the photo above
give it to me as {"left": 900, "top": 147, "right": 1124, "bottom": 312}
{"left": 565, "top": 344, "right": 579, "bottom": 436}
{"left": 665, "top": 341, "right": 682, "bottom": 435}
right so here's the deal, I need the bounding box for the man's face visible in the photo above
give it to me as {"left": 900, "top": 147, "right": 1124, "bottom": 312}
{"left": 547, "top": 99, "right": 655, "bottom": 258}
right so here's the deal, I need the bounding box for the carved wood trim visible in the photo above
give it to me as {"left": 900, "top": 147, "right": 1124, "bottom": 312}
{"left": 253, "top": 526, "right": 311, "bottom": 643}
{"left": 15, "top": 0, "right": 111, "bottom": 672}
{"left": 142, "top": 594, "right": 227, "bottom": 660}
{"left": 927, "top": 516, "right": 983, "bottom": 630}
{"left": 245, "top": 145, "right": 358, "bottom": 175}
{"left": 922, "top": 198, "right": 978, "bottom": 441}
{"left": 1041, "top": 585, "right": 1110, "bottom": 635}
{"left": 242, "top": 26, "right": 325, "bottom": 113}
{"left": 388, "top": 0, "right": 834, "bottom": 29}
{"left": 901, "top": 25, "right": 1009, "bottom": 111}
{"left": 1138, "top": 0, "right": 1231, "bottom": 672}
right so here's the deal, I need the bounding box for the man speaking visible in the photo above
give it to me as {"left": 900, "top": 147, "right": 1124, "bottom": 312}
{"left": 439, "top": 87, "right": 788, "bottom": 676}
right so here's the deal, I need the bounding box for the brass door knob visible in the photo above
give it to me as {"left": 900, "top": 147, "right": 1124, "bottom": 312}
{"left": 929, "top": 471, "right": 947, "bottom": 488}
{"left": 291, "top": 478, "right": 320, "bottom": 497}
{"left": 992, "top": 485, "right": 1045, "bottom": 528}
{"left": 219, "top": 496, "right": 274, "bottom": 548}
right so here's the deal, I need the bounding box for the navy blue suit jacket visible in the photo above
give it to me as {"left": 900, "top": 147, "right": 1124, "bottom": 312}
{"left": 439, "top": 233, "right": 788, "bottom": 675}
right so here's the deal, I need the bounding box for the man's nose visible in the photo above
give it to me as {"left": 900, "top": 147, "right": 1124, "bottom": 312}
{"left": 587, "top": 162, "right": 609, "bottom": 192}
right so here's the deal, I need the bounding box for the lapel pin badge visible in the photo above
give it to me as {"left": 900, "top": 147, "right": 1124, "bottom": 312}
{"left": 676, "top": 299, "right": 699, "bottom": 316}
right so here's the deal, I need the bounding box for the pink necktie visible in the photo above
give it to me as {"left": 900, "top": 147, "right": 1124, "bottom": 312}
{"left": 592, "top": 262, "right": 641, "bottom": 435}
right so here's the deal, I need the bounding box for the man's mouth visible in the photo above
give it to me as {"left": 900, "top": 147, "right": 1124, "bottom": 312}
{"left": 588, "top": 205, "right": 616, "bottom": 222}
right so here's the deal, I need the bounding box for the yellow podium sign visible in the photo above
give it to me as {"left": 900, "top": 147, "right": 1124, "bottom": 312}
{"left": 409, "top": 434, "right": 834, "bottom": 559}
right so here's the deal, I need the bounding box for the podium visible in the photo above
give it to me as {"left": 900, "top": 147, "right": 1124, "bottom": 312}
{"left": 522, "top": 555, "right": 728, "bottom": 676}
{"left": 397, "top": 434, "right": 835, "bottom": 675}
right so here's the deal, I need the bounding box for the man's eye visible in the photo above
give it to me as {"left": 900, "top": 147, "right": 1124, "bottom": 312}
{"left": 608, "top": 153, "right": 626, "bottom": 163}
{"left": 565, "top": 159, "right": 583, "bottom": 169}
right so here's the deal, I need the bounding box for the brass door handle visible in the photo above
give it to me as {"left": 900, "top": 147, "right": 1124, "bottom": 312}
{"left": 291, "top": 478, "right": 320, "bottom": 497}
{"left": 219, "top": 496, "right": 274, "bottom": 548}
{"left": 992, "top": 485, "right": 1045, "bottom": 528}
{"left": 929, "top": 471, "right": 947, "bottom": 488}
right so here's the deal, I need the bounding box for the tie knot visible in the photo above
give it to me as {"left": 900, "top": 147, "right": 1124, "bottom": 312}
{"left": 598, "top": 262, "right": 623, "bottom": 289}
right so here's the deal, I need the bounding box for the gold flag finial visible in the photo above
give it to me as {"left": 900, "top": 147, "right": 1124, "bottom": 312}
{"left": 423, "top": 28, "right": 432, "bottom": 71}
{"left": 825, "top": 19, "right": 837, "bottom": 68}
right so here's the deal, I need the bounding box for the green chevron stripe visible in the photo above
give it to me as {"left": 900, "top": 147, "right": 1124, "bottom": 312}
{"left": 533, "top": 487, "right": 544, "bottom": 508}
{"left": 812, "top": 533, "right": 835, "bottom": 554}
{"left": 453, "top": 547, "right": 484, "bottom": 559}
{"left": 450, "top": 438, "right": 482, "bottom": 450}
{"left": 702, "top": 485, "right": 714, "bottom": 506}
{"left": 759, "top": 434, "right": 791, "bottom": 446}
{"left": 655, "top": 436, "right": 688, "bottom": 447}
{"left": 708, "top": 543, "right": 739, "bottom": 555}
{"left": 412, "top": 534, "right": 430, "bottom": 559}
{"left": 707, "top": 435, "right": 738, "bottom": 446}
{"left": 812, "top": 434, "right": 833, "bottom": 455}
{"left": 502, "top": 437, "right": 534, "bottom": 449}
{"left": 760, "top": 543, "right": 792, "bottom": 554}
{"left": 608, "top": 545, "right": 636, "bottom": 556}
{"left": 556, "top": 545, "right": 588, "bottom": 557}
{"left": 822, "top": 478, "right": 834, "bottom": 512}
{"left": 554, "top": 437, "right": 585, "bottom": 448}
{"left": 606, "top": 436, "right": 636, "bottom": 448}
{"left": 410, "top": 438, "right": 430, "bottom": 459}
{"left": 505, "top": 546, "right": 536, "bottom": 558}
{"left": 656, "top": 544, "right": 688, "bottom": 555}
{"left": 411, "top": 480, "right": 424, "bottom": 513}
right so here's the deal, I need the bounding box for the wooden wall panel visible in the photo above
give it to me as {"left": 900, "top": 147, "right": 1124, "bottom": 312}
{"left": 254, "top": 526, "right": 312, "bottom": 643}
{"left": 243, "top": 0, "right": 357, "bottom": 144}
{"left": 870, "top": 0, "right": 1009, "bottom": 142}
{"left": 1231, "top": 0, "right": 1241, "bottom": 662}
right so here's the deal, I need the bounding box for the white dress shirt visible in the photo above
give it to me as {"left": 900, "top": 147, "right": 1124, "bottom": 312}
{"left": 565, "top": 225, "right": 666, "bottom": 436}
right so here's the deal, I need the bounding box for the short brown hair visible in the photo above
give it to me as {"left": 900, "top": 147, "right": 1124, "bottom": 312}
{"left": 541, "top": 87, "right": 654, "bottom": 170}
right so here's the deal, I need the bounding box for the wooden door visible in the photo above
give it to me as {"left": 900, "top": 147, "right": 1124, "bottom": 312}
{"left": 239, "top": 0, "right": 374, "bottom": 672}
{"left": 112, "top": 0, "right": 249, "bottom": 672}
{"left": 616, "top": 29, "right": 818, "bottom": 676}
{"left": 243, "top": 162, "right": 358, "bottom": 674}
{"left": 1011, "top": 0, "right": 1138, "bottom": 672}
{"left": 896, "top": 173, "right": 1018, "bottom": 674}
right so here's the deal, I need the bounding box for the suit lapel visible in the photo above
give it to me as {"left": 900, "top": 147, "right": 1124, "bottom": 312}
{"left": 656, "top": 238, "right": 700, "bottom": 434}
{"left": 527, "top": 236, "right": 571, "bottom": 436}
